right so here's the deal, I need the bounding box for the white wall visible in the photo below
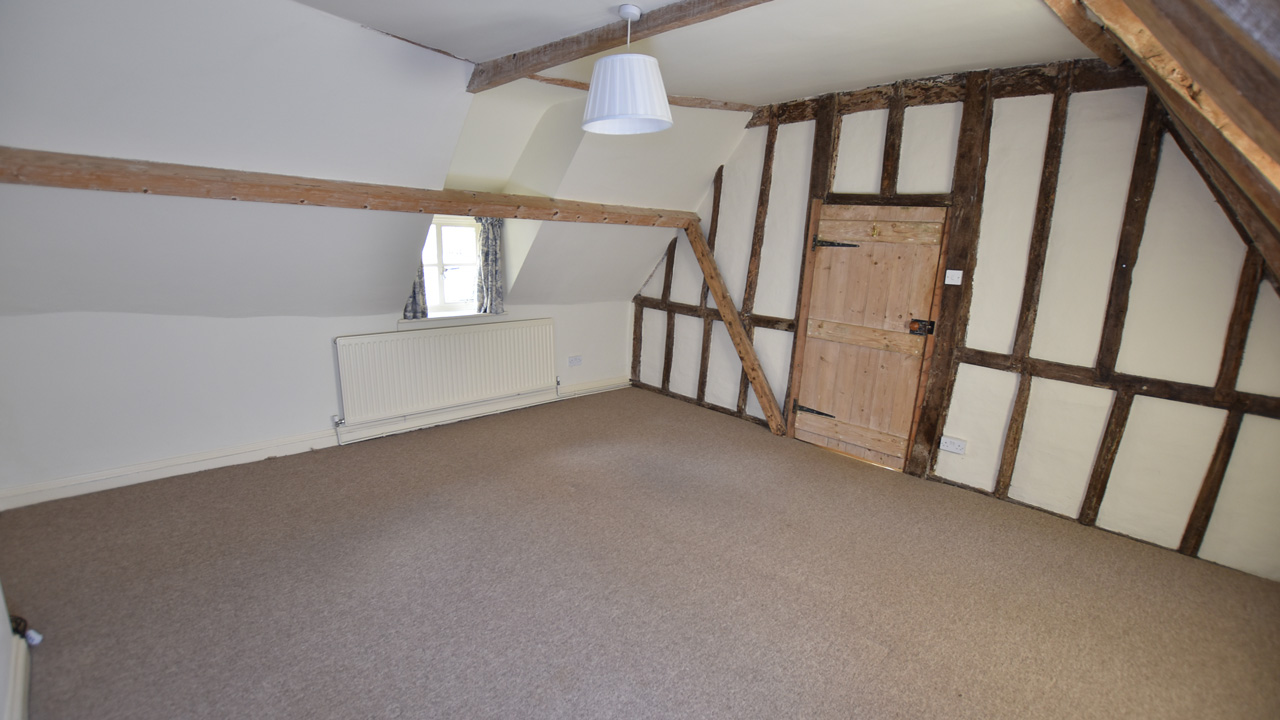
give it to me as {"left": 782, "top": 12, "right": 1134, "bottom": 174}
{"left": 1029, "top": 88, "right": 1148, "bottom": 366}
{"left": 0, "top": 302, "right": 634, "bottom": 508}
{"left": 0, "top": 313, "right": 393, "bottom": 491}
{"left": 0, "top": 0, "right": 698, "bottom": 508}
{"left": 1200, "top": 415, "right": 1280, "bottom": 579}
{"left": 1115, "top": 137, "right": 1245, "bottom": 385}
{"left": 0, "top": 578, "right": 10, "bottom": 714}
{"left": 645, "top": 118, "right": 816, "bottom": 415}
{"left": 966, "top": 94, "right": 1054, "bottom": 354}
{"left": 946, "top": 83, "right": 1280, "bottom": 580}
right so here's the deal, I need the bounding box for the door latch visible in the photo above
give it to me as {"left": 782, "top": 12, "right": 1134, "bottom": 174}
{"left": 908, "top": 319, "right": 935, "bottom": 336}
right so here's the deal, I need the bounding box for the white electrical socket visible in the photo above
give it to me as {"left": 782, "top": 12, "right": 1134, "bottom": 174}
{"left": 944, "top": 269, "right": 964, "bottom": 286}
{"left": 568, "top": 355, "right": 583, "bottom": 367}
{"left": 939, "top": 436, "right": 967, "bottom": 454}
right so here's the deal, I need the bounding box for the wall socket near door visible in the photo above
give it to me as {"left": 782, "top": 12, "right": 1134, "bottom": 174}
{"left": 939, "top": 436, "right": 967, "bottom": 454}
{"left": 568, "top": 355, "right": 583, "bottom": 367}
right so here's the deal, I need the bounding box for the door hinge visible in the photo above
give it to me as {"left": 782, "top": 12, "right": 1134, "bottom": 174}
{"left": 793, "top": 401, "right": 835, "bottom": 418}
{"left": 812, "top": 235, "right": 861, "bottom": 250}
{"left": 909, "top": 319, "right": 935, "bottom": 336}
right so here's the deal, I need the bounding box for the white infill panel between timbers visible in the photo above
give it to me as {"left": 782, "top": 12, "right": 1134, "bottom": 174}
{"left": 334, "top": 318, "right": 557, "bottom": 443}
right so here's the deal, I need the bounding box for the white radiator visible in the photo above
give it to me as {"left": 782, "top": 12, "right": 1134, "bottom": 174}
{"left": 334, "top": 318, "right": 557, "bottom": 443}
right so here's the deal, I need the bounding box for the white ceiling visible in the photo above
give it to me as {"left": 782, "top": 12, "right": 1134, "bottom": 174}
{"left": 289, "top": 0, "right": 690, "bottom": 63}
{"left": 291, "top": 0, "right": 1094, "bottom": 105}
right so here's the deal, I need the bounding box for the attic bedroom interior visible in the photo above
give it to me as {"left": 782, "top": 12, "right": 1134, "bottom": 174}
{"left": 2, "top": 0, "right": 1279, "bottom": 717}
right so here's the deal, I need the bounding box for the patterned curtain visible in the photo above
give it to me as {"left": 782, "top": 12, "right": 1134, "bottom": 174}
{"left": 475, "top": 217, "right": 504, "bottom": 315}
{"left": 403, "top": 264, "right": 429, "bottom": 320}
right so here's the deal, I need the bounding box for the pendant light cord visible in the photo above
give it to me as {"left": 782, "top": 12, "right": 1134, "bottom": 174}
{"left": 627, "top": 18, "right": 631, "bottom": 48}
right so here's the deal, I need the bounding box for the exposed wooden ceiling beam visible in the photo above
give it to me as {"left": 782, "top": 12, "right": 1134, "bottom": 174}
{"left": 0, "top": 146, "right": 698, "bottom": 228}
{"left": 1043, "top": 0, "right": 1280, "bottom": 277}
{"left": 528, "top": 74, "right": 756, "bottom": 113}
{"left": 1042, "top": 0, "right": 1127, "bottom": 66}
{"left": 1118, "top": 0, "right": 1280, "bottom": 163}
{"left": 0, "top": 143, "right": 786, "bottom": 437}
{"left": 467, "top": 0, "right": 775, "bottom": 93}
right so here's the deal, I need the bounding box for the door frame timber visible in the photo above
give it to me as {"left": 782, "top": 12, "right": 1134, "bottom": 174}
{"left": 789, "top": 204, "right": 949, "bottom": 469}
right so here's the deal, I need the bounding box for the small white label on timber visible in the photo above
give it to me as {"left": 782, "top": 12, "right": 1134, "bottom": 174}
{"left": 568, "top": 355, "right": 583, "bottom": 367}
{"left": 940, "top": 436, "right": 967, "bottom": 454}
{"left": 945, "top": 269, "right": 964, "bottom": 286}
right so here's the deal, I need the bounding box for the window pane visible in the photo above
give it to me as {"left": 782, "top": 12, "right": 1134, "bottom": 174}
{"left": 442, "top": 265, "right": 477, "bottom": 304}
{"left": 423, "top": 265, "right": 443, "bottom": 306}
{"left": 441, "top": 226, "right": 477, "bottom": 265}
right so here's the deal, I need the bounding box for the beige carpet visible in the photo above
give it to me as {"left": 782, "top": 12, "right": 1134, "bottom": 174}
{"left": 1, "top": 388, "right": 1278, "bottom": 719}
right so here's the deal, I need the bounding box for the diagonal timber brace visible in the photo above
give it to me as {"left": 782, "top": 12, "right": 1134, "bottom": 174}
{"left": 682, "top": 220, "right": 786, "bottom": 434}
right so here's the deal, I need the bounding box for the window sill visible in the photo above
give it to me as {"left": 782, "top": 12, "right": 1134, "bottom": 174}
{"left": 397, "top": 312, "right": 503, "bottom": 330}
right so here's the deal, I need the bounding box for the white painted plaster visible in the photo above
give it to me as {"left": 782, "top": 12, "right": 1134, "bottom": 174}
{"left": 832, "top": 110, "right": 889, "bottom": 194}
{"left": 1199, "top": 415, "right": 1280, "bottom": 581}
{"left": 708, "top": 127, "right": 770, "bottom": 309}
{"left": 754, "top": 122, "right": 815, "bottom": 320}
{"left": 897, "top": 103, "right": 963, "bottom": 194}
{"left": 506, "top": 223, "right": 675, "bottom": 305}
{"left": 536, "top": 0, "right": 1092, "bottom": 106}
{"left": 502, "top": 219, "right": 542, "bottom": 295}
{"left": 705, "top": 322, "right": 744, "bottom": 411}
{"left": 1236, "top": 284, "right": 1280, "bottom": 397}
{"left": 1115, "top": 138, "right": 1245, "bottom": 386}
{"left": 0, "top": 0, "right": 471, "bottom": 187}
{"left": 1031, "top": 87, "right": 1148, "bottom": 366}
{"left": 446, "top": 80, "right": 583, "bottom": 192}
{"left": 744, "top": 329, "right": 795, "bottom": 421}
{"left": 934, "top": 364, "right": 1020, "bottom": 491}
{"left": 0, "top": 184, "right": 428, "bottom": 318}
{"left": 0, "top": 312, "right": 396, "bottom": 487}
{"left": 293, "top": 0, "right": 658, "bottom": 64}
{"left": 1008, "top": 378, "right": 1114, "bottom": 518}
{"left": 0, "top": 303, "right": 633, "bottom": 493}
{"left": 966, "top": 95, "right": 1054, "bottom": 354}
{"left": 505, "top": 99, "right": 588, "bottom": 198}
{"left": 669, "top": 238, "right": 705, "bottom": 307}
{"left": 637, "top": 255, "right": 666, "bottom": 299}
{"left": 556, "top": 106, "right": 751, "bottom": 211}
{"left": 669, "top": 315, "right": 704, "bottom": 399}
{"left": 1097, "top": 397, "right": 1226, "bottom": 549}
{"left": 640, "top": 308, "right": 666, "bottom": 388}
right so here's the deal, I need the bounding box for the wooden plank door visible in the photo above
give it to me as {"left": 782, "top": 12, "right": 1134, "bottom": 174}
{"left": 792, "top": 205, "right": 947, "bottom": 470}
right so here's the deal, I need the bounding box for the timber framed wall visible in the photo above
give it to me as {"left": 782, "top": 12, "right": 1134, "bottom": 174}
{"left": 632, "top": 58, "right": 1280, "bottom": 581}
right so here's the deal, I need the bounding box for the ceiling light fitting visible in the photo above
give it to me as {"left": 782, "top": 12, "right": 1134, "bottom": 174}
{"left": 582, "top": 4, "right": 673, "bottom": 135}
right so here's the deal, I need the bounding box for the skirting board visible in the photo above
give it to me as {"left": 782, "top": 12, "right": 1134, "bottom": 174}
{"left": 0, "top": 378, "right": 630, "bottom": 511}
{"left": 335, "top": 376, "right": 631, "bottom": 444}
{"left": 0, "top": 429, "right": 339, "bottom": 511}
{"left": 5, "top": 635, "right": 28, "bottom": 720}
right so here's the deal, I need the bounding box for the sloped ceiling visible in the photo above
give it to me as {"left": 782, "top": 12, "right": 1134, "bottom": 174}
{"left": 446, "top": 79, "right": 583, "bottom": 193}
{"left": 0, "top": 0, "right": 473, "bottom": 187}
{"left": 0, "top": 185, "right": 427, "bottom": 318}
{"left": 294, "top": 0, "right": 1093, "bottom": 105}
{"left": 289, "top": 0, "right": 687, "bottom": 63}
{"left": 0, "top": 0, "right": 1101, "bottom": 318}
{"left": 506, "top": 223, "right": 677, "bottom": 305}
{"left": 455, "top": 90, "right": 751, "bottom": 305}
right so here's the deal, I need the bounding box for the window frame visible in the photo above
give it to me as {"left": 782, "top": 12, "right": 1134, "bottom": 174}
{"left": 421, "top": 215, "right": 481, "bottom": 315}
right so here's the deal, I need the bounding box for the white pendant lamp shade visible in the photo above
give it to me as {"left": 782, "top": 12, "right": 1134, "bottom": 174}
{"left": 582, "top": 53, "right": 673, "bottom": 135}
